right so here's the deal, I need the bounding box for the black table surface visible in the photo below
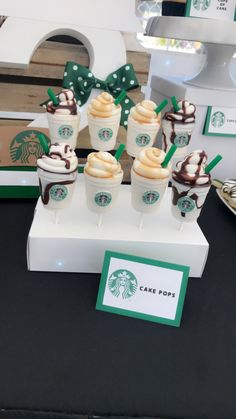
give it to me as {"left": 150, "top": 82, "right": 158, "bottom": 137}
{"left": 0, "top": 188, "right": 235, "bottom": 419}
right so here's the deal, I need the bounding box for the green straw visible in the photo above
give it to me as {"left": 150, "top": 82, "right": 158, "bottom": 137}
{"left": 162, "top": 144, "right": 177, "bottom": 168}
{"left": 155, "top": 98, "right": 168, "bottom": 114}
{"left": 114, "top": 143, "right": 125, "bottom": 161}
{"left": 47, "top": 88, "right": 59, "bottom": 105}
{"left": 114, "top": 90, "right": 127, "bottom": 106}
{"left": 205, "top": 154, "right": 222, "bottom": 174}
{"left": 171, "top": 96, "right": 180, "bottom": 112}
{"left": 38, "top": 134, "right": 50, "bottom": 154}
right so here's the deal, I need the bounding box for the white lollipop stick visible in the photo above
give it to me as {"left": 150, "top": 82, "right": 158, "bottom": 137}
{"left": 54, "top": 210, "right": 59, "bottom": 224}
{"left": 178, "top": 222, "right": 183, "bottom": 232}
{"left": 138, "top": 213, "right": 144, "bottom": 230}
{"left": 97, "top": 214, "right": 103, "bottom": 228}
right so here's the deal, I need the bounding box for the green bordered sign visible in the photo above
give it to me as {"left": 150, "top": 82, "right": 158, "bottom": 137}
{"left": 185, "top": 0, "right": 236, "bottom": 20}
{"left": 96, "top": 251, "right": 189, "bottom": 327}
{"left": 203, "top": 106, "right": 236, "bottom": 137}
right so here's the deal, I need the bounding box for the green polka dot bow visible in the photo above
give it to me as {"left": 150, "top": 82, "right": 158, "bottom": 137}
{"left": 62, "top": 61, "right": 139, "bottom": 128}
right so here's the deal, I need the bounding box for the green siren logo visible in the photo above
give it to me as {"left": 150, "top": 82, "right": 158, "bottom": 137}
{"left": 136, "top": 133, "right": 151, "bottom": 147}
{"left": 177, "top": 196, "right": 195, "bottom": 213}
{"left": 50, "top": 184, "right": 68, "bottom": 201}
{"left": 98, "top": 128, "right": 113, "bottom": 141}
{"left": 193, "top": 0, "right": 211, "bottom": 11}
{"left": 95, "top": 192, "right": 112, "bottom": 207}
{"left": 142, "top": 190, "right": 160, "bottom": 205}
{"left": 58, "top": 124, "right": 74, "bottom": 139}
{"left": 108, "top": 270, "right": 138, "bottom": 299}
{"left": 211, "top": 111, "right": 225, "bottom": 128}
{"left": 10, "top": 130, "right": 50, "bottom": 165}
{"left": 174, "top": 133, "right": 189, "bottom": 148}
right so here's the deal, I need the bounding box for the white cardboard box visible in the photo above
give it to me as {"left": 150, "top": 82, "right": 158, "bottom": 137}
{"left": 27, "top": 175, "right": 209, "bottom": 277}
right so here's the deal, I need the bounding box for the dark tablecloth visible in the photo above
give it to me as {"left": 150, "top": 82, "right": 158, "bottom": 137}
{"left": 0, "top": 189, "right": 235, "bottom": 419}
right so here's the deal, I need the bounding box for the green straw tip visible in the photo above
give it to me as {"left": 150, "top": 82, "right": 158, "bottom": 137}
{"left": 205, "top": 154, "right": 223, "bottom": 174}
{"left": 114, "top": 143, "right": 125, "bottom": 161}
{"left": 38, "top": 134, "right": 50, "bottom": 154}
{"left": 161, "top": 144, "right": 177, "bottom": 168}
{"left": 155, "top": 98, "right": 168, "bottom": 114}
{"left": 171, "top": 96, "right": 180, "bottom": 112}
{"left": 114, "top": 90, "right": 127, "bottom": 106}
{"left": 47, "top": 88, "right": 59, "bottom": 105}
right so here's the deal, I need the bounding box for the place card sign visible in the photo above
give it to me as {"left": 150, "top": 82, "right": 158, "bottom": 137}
{"left": 203, "top": 106, "right": 236, "bottom": 137}
{"left": 96, "top": 251, "right": 189, "bottom": 327}
{"left": 185, "top": 0, "right": 236, "bottom": 21}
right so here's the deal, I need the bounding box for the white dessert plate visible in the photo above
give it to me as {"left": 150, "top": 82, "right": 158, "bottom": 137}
{"left": 216, "top": 189, "right": 236, "bottom": 216}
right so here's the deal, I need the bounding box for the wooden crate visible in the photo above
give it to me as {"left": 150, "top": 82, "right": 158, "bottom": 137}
{"left": 0, "top": 31, "right": 150, "bottom": 181}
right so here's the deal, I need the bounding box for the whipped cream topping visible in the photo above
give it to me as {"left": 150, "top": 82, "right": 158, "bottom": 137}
{"left": 130, "top": 100, "right": 160, "bottom": 124}
{"left": 85, "top": 151, "right": 123, "bottom": 179}
{"left": 133, "top": 147, "right": 170, "bottom": 179}
{"left": 37, "top": 143, "right": 78, "bottom": 173}
{"left": 164, "top": 100, "right": 196, "bottom": 123}
{"left": 47, "top": 89, "right": 78, "bottom": 115}
{"left": 173, "top": 149, "right": 211, "bottom": 186}
{"left": 88, "top": 92, "right": 121, "bottom": 118}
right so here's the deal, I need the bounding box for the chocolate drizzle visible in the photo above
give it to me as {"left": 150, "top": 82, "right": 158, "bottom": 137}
{"left": 172, "top": 185, "right": 204, "bottom": 217}
{"left": 173, "top": 150, "right": 211, "bottom": 186}
{"left": 165, "top": 100, "right": 196, "bottom": 123}
{"left": 39, "top": 179, "right": 75, "bottom": 205}
{"left": 47, "top": 89, "right": 77, "bottom": 115}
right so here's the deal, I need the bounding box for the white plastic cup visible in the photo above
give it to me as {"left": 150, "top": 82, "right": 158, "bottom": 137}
{"left": 162, "top": 119, "right": 195, "bottom": 158}
{"left": 171, "top": 178, "right": 211, "bottom": 222}
{"left": 87, "top": 111, "right": 121, "bottom": 151}
{"left": 131, "top": 168, "right": 169, "bottom": 213}
{"left": 84, "top": 171, "right": 123, "bottom": 213}
{"left": 47, "top": 112, "right": 80, "bottom": 149}
{"left": 37, "top": 167, "right": 77, "bottom": 210}
{"left": 126, "top": 116, "right": 160, "bottom": 158}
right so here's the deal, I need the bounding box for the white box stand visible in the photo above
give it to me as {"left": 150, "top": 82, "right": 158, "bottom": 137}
{"left": 27, "top": 175, "right": 209, "bottom": 278}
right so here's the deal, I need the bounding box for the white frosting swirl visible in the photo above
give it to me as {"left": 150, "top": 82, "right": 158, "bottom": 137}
{"left": 85, "top": 151, "right": 123, "bottom": 179}
{"left": 173, "top": 149, "right": 210, "bottom": 186}
{"left": 37, "top": 143, "right": 78, "bottom": 173}
{"left": 133, "top": 147, "right": 170, "bottom": 179}
{"left": 130, "top": 100, "right": 160, "bottom": 124}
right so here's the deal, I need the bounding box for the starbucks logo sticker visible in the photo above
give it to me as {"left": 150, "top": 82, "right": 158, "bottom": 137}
{"left": 174, "top": 133, "right": 189, "bottom": 148}
{"left": 98, "top": 128, "right": 113, "bottom": 142}
{"left": 10, "top": 130, "right": 50, "bottom": 164}
{"left": 142, "top": 190, "right": 160, "bottom": 205}
{"left": 193, "top": 0, "right": 211, "bottom": 11}
{"left": 95, "top": 192, "right": 112, "bottom": 207}
{"left": 136, "top": 133, "right": 151, "bottom": 147}
{"left": 211, "top": 111, "right": 225, "bottom": 128}
{"left": 50, "top": 184, "right": 68, "bottom": 201}
{"left": 177, "top": 196, "right": 195, "bottom": 213}
{"left": 108, "top": 270, "right": 138, "bottom": 299}
{"left": 58, "top": 125, "right": 74, "bottom": 139}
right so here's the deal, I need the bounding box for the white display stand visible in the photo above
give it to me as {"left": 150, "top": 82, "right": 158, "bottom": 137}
{"left": 27, "top": 175, "right": 209, "bottom": 278}
{"left": 147, "top": 16, "right": 236, "bottom": 90}
{"left": 150, "top": 75, "right": 236, "bottom": 180}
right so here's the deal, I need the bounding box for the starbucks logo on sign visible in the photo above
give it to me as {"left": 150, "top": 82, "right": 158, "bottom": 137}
{"left": 10, "top": 130, "right": 50, "bottom": 164}
{"left": 211, "top": 111, "right": 225, "bottom": 128}
{"left": 95, "top": 192, "right": 112, "bottom": 207}
{"left": 174, "top": 133, "right": 189, "bottom": 148}
{"left": 98, "top": 128, "right": 113, "bottom": 141}
{"left": 177, "top": 196, "right": 195, "bottom": 213}
{"left": 193, "top": 0, "right": 211, "bottom": 11}
{"left": 136, "top": 133, "right": 151, "bottom": 147}
{"left": 50, "top": 184, "right": 68, "bottom": 201}
{"left": 108, "top": 270, "right": 138, "bottom": 299}
{"left": 58, "top": 124, "right": 74, "bottom": 139}
{"left": 142, "top": 190, "right": 160, "bottom": 205}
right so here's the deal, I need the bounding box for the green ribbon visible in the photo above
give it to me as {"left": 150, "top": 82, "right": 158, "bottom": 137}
{"left": 62, "top": 61, "right": 139, "bottom": 128}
